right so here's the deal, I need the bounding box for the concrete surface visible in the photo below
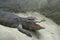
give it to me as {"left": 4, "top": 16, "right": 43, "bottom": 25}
{"left": 0, "top": 12, "right": 60, "bottom": 40}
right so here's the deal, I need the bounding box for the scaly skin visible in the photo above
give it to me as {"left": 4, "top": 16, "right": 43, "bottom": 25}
{"left": 0, "top": 11, "right": 45, "bottom": 37}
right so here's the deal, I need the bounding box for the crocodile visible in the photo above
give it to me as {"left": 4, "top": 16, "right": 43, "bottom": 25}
{"left": 0, "top": 11, "right": 45, "bottom": 37}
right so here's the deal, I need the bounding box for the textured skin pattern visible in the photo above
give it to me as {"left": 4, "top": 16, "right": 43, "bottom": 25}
{"left": 0, "top": 11, "right": 44, "bottom": 37}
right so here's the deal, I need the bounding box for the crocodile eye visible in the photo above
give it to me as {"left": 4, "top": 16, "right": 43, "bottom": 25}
{"left": 27, "top": 17, "right": 36, "bottom": 20}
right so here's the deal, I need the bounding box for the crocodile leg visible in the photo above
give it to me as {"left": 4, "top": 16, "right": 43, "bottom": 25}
{"left": 17, "top": 24, "right": 32, "bottom": 37}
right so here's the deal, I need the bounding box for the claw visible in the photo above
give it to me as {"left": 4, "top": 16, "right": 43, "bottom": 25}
{"left": 26, "top": 33, "right": 32, "bottom": 37}
{"left": 25, "top": 31, "right": 32, "bottom": 37}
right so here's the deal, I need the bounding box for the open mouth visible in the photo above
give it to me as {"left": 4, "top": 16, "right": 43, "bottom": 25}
{"left": 34, "top": 22, "right": 45, "bottom": 29}
{"left": 35, "top": 22, "right": 40, "bottom": 25}
{"left": 32, "top": 22, "right": 41, "bottom": 27}
{"left": 35, "top": 23, "right": 42, "bottom": 27}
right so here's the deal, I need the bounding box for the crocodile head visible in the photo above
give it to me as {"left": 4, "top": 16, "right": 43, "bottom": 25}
{"left": 22, "top": 17, "right": 45, "bottom": 30}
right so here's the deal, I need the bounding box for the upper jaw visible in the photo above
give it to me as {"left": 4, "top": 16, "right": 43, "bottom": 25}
{"left": 33, "top": 19, "right": 45, "bottom": 23}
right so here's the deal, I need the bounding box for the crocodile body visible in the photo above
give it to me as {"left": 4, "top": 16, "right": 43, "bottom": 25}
{"left": 0, "top": 11, "right": 45, "bottom": 37}
{"left": 0, "top": 11, "right": 22, "bottom": 28}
